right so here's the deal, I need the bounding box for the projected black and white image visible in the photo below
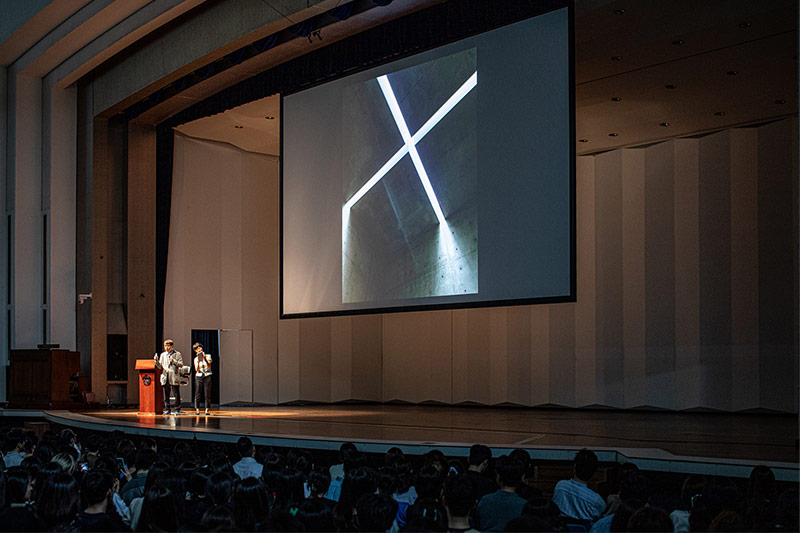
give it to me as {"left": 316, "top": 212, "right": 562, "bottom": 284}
{"left": 341, "top": 49, "right": 478, "bottom": 303}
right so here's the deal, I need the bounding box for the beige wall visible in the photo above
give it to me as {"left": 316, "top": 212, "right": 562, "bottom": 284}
{"left": 167, "top": 119, "right": 798, "bottom": 412}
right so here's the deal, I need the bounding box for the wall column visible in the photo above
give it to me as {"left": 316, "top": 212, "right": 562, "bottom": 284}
{"left": 0, "top": 66, "right": 7, "bottom": 400}
{"left": 91, "top": 118, "right": 109, "bottom": 400}
{"left": 127, "top": 122, "right": 156, "bottom": 404}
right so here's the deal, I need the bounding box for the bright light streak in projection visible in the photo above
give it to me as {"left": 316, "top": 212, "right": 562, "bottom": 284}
{"left": 342, "top": 71, "right": 477, "bottom": 216}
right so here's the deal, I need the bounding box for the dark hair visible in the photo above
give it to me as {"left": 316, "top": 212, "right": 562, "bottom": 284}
{"left": 619, "top": 472, "right": 649, "bottom": 502}
{"left": 232, "top": 477, "right": 270, "bottom": 530}
{"left": 297, "top": 498, "right": 336, "bottom": 532}
{"left": 173, "top": 441, "right": 196, "bottom": 463}
{"left": 610, "top": 498, "right": 645, "bottom": 532}
{"left": 627, "top": 506, "right": 672, "bottom": 532}
{"left": 80, "top": 470, "right": 113, "bottom": 508}
{"left": 208, "top": 452, "right": 234, "bottom": 476}
{"left": 308, "top": 466, "right": 332, "bottom": 496}
{"left": 290, "top": 449, "right": 313, "bottom": 477}
{"left": 139, "top": 486, "right": 178, "bottom": 532}
{"left": 178, "top": 460, "right": 198, "bottom": 485}
{"left": 443, "top": 474, "right": 476, "bottom": 517}
{"left": 748, "top": 465, "right": 777, "bottom": 503}
{"left": 192, "top": 342, "right": 203, "bottom": 350}
{"left": 201, "top": 504, "right": 235, "bottom": 532}
{"left": 5, "top": 466, "right": 30, "bottom": 504}
{"left": 134, "top": 448, "right": 158, "bottom": 472}
{"left": 334, "top": 466, "right": 377, "bottom": 529}
{"left": 415, "top": 463, "right": 444, "bottom": 500}
{"left": 406, "top": 497, "right": 447, "bottom": 532}
{"left": 376, "top": 467, "right": 399, "bottom": 496}
{"left": 35, "top": 472, "right": 79, "bottom": 527}
{"left": 523, "top": 497, "right": 566, "bottom": 530}
{"left": 189, "top": 466, "right": 213, "bottom": 497}
{"left": 339, "top": 442, "right": 358, "bottom": 462}
{"left": 468, "top": 444, "right": 491, "bottom": 467}
{"left": 385, "top": 447, "right": 405, "bottom": 467}
{"left": 355, "top": 493, "right": 398, "bottom": 532}
{"left": 495, "top": 454, "right": 524, "bottom": 488}
{"left": 236, "top": 436, "right": 254, "bottom": 458}
{"left": 3, "top": 430, "right": 25, "bottom": 453}
{"left": 274, "top": 467, "right": 306, "bottom": 509}
{"left": 679, "top": 475, "right": 706, "bottom": 509}
{"left": 573, "top": 448, "right": 598, "bottom": 482}
{"left": 143, "top": 461, "right": 170, "bottom": 494}
{"left": 206, "top": 471, "right": 234, "bottom": 505}
{"left": 255, "top": 445, "right": 275, "bottom": 465}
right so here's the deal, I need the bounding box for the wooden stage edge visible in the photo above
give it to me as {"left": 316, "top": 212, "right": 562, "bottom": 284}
{"left": 1, "top": 405, "right": 797, "bottom": 481}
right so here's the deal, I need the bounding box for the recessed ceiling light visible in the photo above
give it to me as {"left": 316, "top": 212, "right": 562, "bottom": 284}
{"left": 611, "top": 56, "right": 623, "bottom": 62}
{"left": 714, "top": 111, "right": 725, "bottom": 116}
{"left": 265, "top": 116, "right": 275, "bottom": 120}
{"left": 738, "top": 21, "right": 752, "bottom": 28}
{"left": 578, "top": 139, "right": 588, "bottom": 143}
{"left": 665, "top": 84, "right": 677, "bottom": 89}
{"left": 608, "top": 133, "right": 618, "bottom": 137}
{"left": 726, "top": 70, "right": 737, "bottom": 76}
{"left": 234, "top": 125, "right": 244, "bottom": 129}
{"left": 775, "top": 99, "right": 786, "bottom": 104}
{"left": 659, "top": 122, "right": 670, "bottom": 127}
{"left": 613, "top": 9, "right": 625, "bottom": 15}
{"left": 610, "top": 97, "right": 621, "bottom": 102}
{"left": 672, "top": 39, "right": 685, "bottom": 46}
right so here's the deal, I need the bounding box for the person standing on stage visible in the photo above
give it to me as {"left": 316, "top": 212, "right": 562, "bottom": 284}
{"left": 193, "top": 342, "right": 213, "bottom": 415}
{"left": 154, "top": 339, "right": 183, "bottom": 415}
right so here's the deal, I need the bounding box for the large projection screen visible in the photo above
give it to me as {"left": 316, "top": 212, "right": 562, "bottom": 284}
{"left": 282, "top": 6, "right": 574, "bottom": 318}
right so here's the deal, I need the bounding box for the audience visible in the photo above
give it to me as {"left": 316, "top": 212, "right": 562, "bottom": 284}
{"left": 0, "top": 422, "right": 796, "bottom": 533}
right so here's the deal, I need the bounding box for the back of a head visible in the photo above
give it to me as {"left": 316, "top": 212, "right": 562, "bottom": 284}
{"left": 233, "top": 477, "right": 270, "bottom": 530}
{"left": 291, "top": 449, "right": 313, "bottom": 476}
{"left": 141, "top": 486, "right": 179, "bottom": 532}
{"left": 619, "top": 472, "right": 649, "bottom": 502}
{"left": 201, "top": 504, "right": 235, "bottom": 532}
{"left": 80, "top": 470, "right": 113, "bottom": 509}
{"left": 206, "top": 471, "right": 234, "bottom": 505}
{"left": 495, "top": 454, "right": 524, "bottom": 488}
{"left": 339, "top": 442, "right": 358, "bottom": 463}
{"left": 406, "top": 497, "right": 448, "bottom": 532}
{"left": 5, "top": 467, "right": 30, "bottom": 504}
{"left": 626, "top": 506, "right": 673, "bottom": 532}
{"left": 509, "top": 449, "right": 531, "bottom": 471}
{"left": 154, "top": 467, "right": 186, "bottom": 499}
{"left": 443, "top": 474, "right": 476, "bottom": 517}
{"left": 236, "top": 436, "right": 254, "bottom": 458}
{"left": 340, "top": 465, "right": 377, "bottom": 507}
{"left": 748, "top": 465, "right": 777, "bottom": 502}
{"left": 573, "top": 448, "right": 598, "bottom": 482}
{"left": 35, "top": 472, "right": 79, "bottom": 527}
{"left": 355, "top": 493, "right": 398, "bottom": 532}
{"left": 610, "top": 498, "right": 645, "bottom": 532}
{"left": 385, "top": 447, "right": 405, "bottom": 467}
{"left": 376, "top": 467, "right": 399, "bottom": 496}
{"left": 135, "top": 447, "right": 158, "bottom": 472}
{"left": 275, "top": 466, "right": 306, "bottom": 507}
{"left": 50, "top": 452, "right": 75, "bottom": 474}
{"left": 468, "top": 444, "right": 491, "bottom": 467}
{"left": 308, "top": 466, "right": 332, "bottom": 496}
{"left": 297, "top": 498, "right": 336, "bottom": 532}
{"left": 189, "top": 466, "right": 212, "bottom": 498}
{"left": 416, "top": 463, "right": 445, "bottom": 500}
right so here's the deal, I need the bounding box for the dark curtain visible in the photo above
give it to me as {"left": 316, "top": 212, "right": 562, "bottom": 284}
{"left": 190, "top": 329, "right": 220, "bottom": 405}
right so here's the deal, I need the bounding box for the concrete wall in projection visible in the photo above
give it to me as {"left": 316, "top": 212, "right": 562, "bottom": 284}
{"left": 342, "top": 49, "right": 478, "bottom": 303}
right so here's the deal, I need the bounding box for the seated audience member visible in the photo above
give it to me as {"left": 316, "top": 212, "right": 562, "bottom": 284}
{"left": 551, "top": 448, "right": 606, "bottom": 523}
{"left": 232, "top": 476, "right": 270, "bottom": 530}
{"left": 274, "top": 467, "right": 306, "bottom": 513}
{"left": 297, "top": 497, "right": 337, "bottom": 532}
{"left": 443, "top": 474, "right": 479, "bottom": 533}
{"left": 330, "top": 442, "right": 358, "bottom": 481}
{"left": 465, "top": 444, "right": 496, "bottom": 502}
{"left": 49, "top": 452, "right": 76, "bottom": 475}
{"left": 233, "top": 436, "right": 263, "bottom": 480}
{"left": 128, "top": 461, "right": 169, "bottom": 530}
{"left": 182, "top": 465, "right": 213, "bottom": 528}
{"left": 206, "top": 471, "right": 235, "bottom": 508}
{"left": 3, "top": 430, "right": 26, "bottom": 468}
{"left": 522, "top": 497, "right": 567, "bottom": 531}
{"left": 405, "top": 497, "right": 448, "bottom": 532}
{"left": 355, "top": 493, "right": 398, "bottom": 532}
{"left": 308, "top": 466, "right": 335, "bottom": 505}
{"left": 327, "top": 450, "right": 367, "bottom": 502}
{"left": 138, "top": 486, "right": 178, "bottom": 532}
{"left": 746, "top": 465, "right": 778, "bottom": 526}
{"left": 5, "top": 466, "right": 32, "bottom": 507}
{"left": 509, "top": 448, "right": 543, "bottom": 502}
{"left": 35, "top": 472, "right": 79, "bottom": 530}
{"left": 120, "top": 448, "right": 158, "bottom": 505}
{"left": 670, "top": 475, "right": 705, "bottom": 533}
{"left": 476, "top": 455, "right": 527, "bottom": 532}
{"left": 415, "top": 463, "right": 446, "bottom": 501}
{"left": 590, "top": 472, "right": 648, "bottom": 533}
{"left": 201, "top": 505, "right": 235, "bottom": 532}
{"left": 689, "top": 477, "right": 741, "bottom": 533}
{"left": 75, "top": 470, "right": 128, "bottom": 532}
{"left": 334, "top": 465, "right": 377, "bottom": 531}
{"left": 775, "top": 488, "right": 799, "bottom": 531}
{"left": 609, "top": 498, "right": 645, "bottom": 532}
{"left": 626, "top": 505, "right": 673, "bottom": 532}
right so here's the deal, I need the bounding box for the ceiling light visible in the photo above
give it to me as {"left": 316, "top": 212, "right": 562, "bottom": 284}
{"left": 578, "top": 139, "right": 588, "bottom": 143}
{"left": 726, "top": 70, "right": 737, "bottom": 76}
{"left": 234, "top": 125, "right": 244, "bottom": 129}
{"left": 665, "top": 84, "right": 677, "bottom": 89}
{"left": 613, "top": 9, "right": 625, "bottom": 15}
{"left": 610, "top": 97, "right": 621, "bottom": 102}
{"left": 775, "top": 99, "right": 786, "bottom": 104}
{"left": 672, "top": 40, "right": 684, "bottom": 46}
{"left": 611, "top": 56, "right": 623, "bottom": 62}
{"left": 659, "top": 122, "right": 670, "bottom": 127}
{"left": 608, "top": 133, "right": 618, "bottom": 137}
{"left": 265, "top": 116, "right": 275, "bottom": 120}
{"left": 738, "top": 22, "right": 752, "bottom": 28}
{"left": 714, "top": 111, "right": 725, "bottom": 116}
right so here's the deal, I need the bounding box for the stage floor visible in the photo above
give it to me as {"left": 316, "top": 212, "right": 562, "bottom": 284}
{"left": 29, "top": 405, "right": 799, "bottom": 480}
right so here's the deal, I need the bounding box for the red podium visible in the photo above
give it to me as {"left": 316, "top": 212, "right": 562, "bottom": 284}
{"left": 135, "top": 359, "right": 163, "bottom": 415}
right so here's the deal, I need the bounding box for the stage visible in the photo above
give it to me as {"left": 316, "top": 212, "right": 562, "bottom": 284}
{"left": 3, "top": 405, "right": 796, "bottom": 481}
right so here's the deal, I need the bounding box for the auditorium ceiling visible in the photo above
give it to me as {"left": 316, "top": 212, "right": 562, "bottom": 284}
{"left": 175, "top": 0, "right": 797, "bottom": 156}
